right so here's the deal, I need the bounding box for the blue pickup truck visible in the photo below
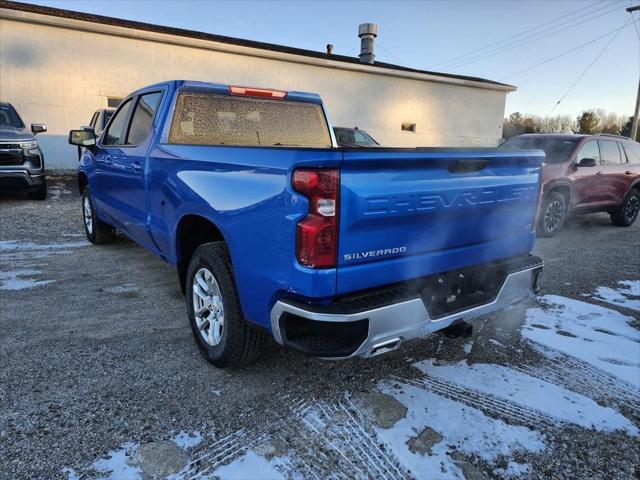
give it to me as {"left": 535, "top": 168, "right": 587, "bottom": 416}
{"left": 69, "top": 80, "right": 544, "bottom": 368}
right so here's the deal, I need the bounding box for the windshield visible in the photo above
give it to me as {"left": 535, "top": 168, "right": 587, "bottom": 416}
{"left": 0, "top": 104, "right": 25, "bottom": 128}
{"left": 334, "top": 128, "right": 378, "bottom": 146}
{"left": 500, "top": 136, "right": 579, "bottom": 164}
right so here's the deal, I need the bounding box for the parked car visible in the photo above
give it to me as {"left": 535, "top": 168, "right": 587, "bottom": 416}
{"left": 0, "top": 102, "right": 47, "bottom": 200}
{"left": 88, "top": 108, "right": 114, "bottom": 135}
{"left": 333, "top": 126, "right": 380, "bottom": 147}
{"left": 69, "top": 80, "right": 543, "bottom": 368}
{"left": 500, "top": 134, "right": 640, "bottom": 237}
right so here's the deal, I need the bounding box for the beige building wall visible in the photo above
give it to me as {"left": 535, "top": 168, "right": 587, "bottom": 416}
{"left": 0, "top": 11, "right": 512, "bottom": 170}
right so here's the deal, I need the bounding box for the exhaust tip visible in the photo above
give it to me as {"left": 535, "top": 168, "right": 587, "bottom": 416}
{"left": 369, "top": 338, "right": 401, "bottom": 357}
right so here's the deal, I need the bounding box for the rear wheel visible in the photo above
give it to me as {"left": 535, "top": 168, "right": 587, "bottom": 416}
{"left": 610, "top": 189, "right": 640, "bottom": 227}
{"left": 28, "top": 178, "right": 47, "bottom": 200}
{"left": 186, "top": 242, "right": 265, "bottom": 368}
{"left": 537, "top": 191, "right": 567, "bottom": 238}
{"left": 82, "top": 187, "right": 116, "bottom": 244}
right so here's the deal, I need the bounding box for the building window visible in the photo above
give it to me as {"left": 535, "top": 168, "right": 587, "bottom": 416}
{"left": 107, "top": 97, "right": 123, "bottom": 108}
{"left": 401, "top": 123, "right": 417, "bottom": 133}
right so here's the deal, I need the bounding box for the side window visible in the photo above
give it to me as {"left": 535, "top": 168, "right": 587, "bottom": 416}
{"left": 126, "top": 92, "right": 163, "bottom": 145}
{"left": 576, "top": 141, "right": 600, "bottom": 164}
{"left": 89, "top": 112, "right": 99, "bottom": 128}
{"left": 623, "top": 142, "right": 640, "bottom": 165}
{"left": 103, "top": 99, "right": 133, "bottom": 146}
{"left": 598, "top": 140, "right": 621, "bottom": 165}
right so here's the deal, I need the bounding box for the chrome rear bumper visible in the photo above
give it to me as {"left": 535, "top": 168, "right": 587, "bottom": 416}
{"left": 270, "top": 257, "right": 542, "bottom": 359}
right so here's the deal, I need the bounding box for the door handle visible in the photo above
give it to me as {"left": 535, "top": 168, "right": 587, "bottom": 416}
{"left": 104, "top": 155, "right": 113, "bottom": 165}
{"left": 131, "top": 162, "right": 142, "bottom": 172}
{"left": 596, "top": 171, "right": 604, "bottom": 175}
{"left": 625, "top": 171, "right": 633, "bottom": 175}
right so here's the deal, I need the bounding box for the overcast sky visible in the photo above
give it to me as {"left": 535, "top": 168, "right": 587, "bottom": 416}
{"left": 20, "top": 0, "right": 640, "bottom": 118}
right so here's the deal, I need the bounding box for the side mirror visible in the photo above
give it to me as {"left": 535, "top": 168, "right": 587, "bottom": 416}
{"left": 577, "top": 157, "right": 597, "bottom": 167}
{"left": 69, "top": 129, "right": 96, "bottom": 147}
{"left": 31, "top": 123, "right": 47, "bottom": 135}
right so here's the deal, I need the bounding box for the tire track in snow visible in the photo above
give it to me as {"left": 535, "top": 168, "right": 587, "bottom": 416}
{"left": 392, "top": 375, "right": 560, "bottom": 431}
{"left": 175, "top": 396, "right": 407, "bottom": 480}
{"left": 513, "top": 344, "right": 640, "bottom": 416}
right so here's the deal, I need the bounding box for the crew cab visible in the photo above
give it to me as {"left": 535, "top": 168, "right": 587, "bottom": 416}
{"left": 500, "top": 134, "right": 640, "bottom": 237}
{"left": 0, "top": 102, "right": 47, "bottom": 200}
{"left": 69, "top": 80, "right": 544, "bottom": 368}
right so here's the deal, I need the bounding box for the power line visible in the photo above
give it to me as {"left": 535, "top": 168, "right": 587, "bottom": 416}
{"left": 499, "top": 20, "right": 634, "bottom": 81}
{"left": 548, "top": 18, "right": 631, "bottom": 114}
{"left": 438, "top": 2, "right": 624, "bottom": 71}
{"left": 430, "top": 0, "right": 606, "bottom": 69}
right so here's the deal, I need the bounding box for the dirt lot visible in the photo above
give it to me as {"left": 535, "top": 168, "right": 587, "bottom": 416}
{"left": 1, "top": 176, "right": 639, "bottom": 480}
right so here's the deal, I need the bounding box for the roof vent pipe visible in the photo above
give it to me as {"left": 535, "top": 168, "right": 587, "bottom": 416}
{"left": 358, "top": 23, "right": 377, "bottom": 64}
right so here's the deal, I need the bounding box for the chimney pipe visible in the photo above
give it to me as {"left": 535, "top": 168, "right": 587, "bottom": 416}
{"left": 326, "top": 43, "right": 334, "bottom": 56}
{"left": 358, "top": 23, "right": 377, "bottom": 64}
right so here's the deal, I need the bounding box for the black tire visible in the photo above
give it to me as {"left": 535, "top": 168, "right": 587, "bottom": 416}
{"left": 536, "top": 191, "right": 567, "bottom": 238}
{"left": 610, "top": 188, "right": 640, "bottom": 227}
{"left": 81, "top": 186, "right": 116, "bottom": 244}
{"left": 28, "top": 178, "right": 47, "bottom": 200}
{"left": 186, "top": 242, "right": 265, "bottom": 368}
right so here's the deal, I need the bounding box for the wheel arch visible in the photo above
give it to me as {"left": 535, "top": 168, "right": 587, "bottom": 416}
{"left": 175, "top": 214, "right": 227, "bottom": 294}
{"left": 544, "top": 182, "right": 572, "bottom": 209}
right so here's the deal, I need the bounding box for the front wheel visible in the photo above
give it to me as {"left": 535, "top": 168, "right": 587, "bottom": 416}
{"left": 81, "top": 187, "right": 116, "bottom": 244}
{"left": 610, "top": 189, "right": 640, "bottom": 227}
{"left": 537, "top": 191, "right": 567, "bottom": 238}
{"left": 186, "top": 242, "right": 265, "bottom": 368}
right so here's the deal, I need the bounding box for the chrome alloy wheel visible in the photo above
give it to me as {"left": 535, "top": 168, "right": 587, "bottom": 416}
{"left": 543, "top": 199, "right": 563, "bottom": 233}
{"left": 83, "top": 195, "right": 93, "bottom": 234}
{"left": 624, "top": 192, "right": 640, "bottom": 224}
{"left": 192, "top": 267, "right": 225, "bottom": 346}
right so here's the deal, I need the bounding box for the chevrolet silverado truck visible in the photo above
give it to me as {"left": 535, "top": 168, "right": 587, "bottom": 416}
{"left": 69, "top": 80, "right": 544, "bottom": 368}
{"left": 0, "top": 102, "right": 47, "bottom": 200}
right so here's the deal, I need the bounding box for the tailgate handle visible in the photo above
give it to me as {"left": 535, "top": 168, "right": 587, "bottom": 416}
{"left": 449, "top": 159, "right": 489, "bottom": 174}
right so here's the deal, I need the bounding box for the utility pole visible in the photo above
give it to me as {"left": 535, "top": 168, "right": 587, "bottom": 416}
{"left": 628, "top": 5, "right": 640, "bottom": 141}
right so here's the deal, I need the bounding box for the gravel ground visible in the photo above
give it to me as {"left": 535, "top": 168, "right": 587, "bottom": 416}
{"left": 1, "top": 176, "right": 639, "bottom": 480}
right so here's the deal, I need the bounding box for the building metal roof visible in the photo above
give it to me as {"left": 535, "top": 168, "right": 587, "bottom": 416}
{"left": 0, "top": 0, "right": 516, "bottom": 91}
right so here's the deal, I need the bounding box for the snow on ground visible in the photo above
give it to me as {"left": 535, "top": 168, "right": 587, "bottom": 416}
{"left": 212, "top": 451, "right": 289, "bottom": 480}
{"left": 67, "top": 292, "right": 640, "bottom": 479}
{"left": 104, "top": 283, "right": 139, "bottom": 294}
{"left": 172, "top": 431, "right": 203, "bottom": 450}
{"left": 0, "top": 240, "right": 89, "bottom": 251}
{"left": 593, "top": 280, "right": 640, "bottom": 312}
{"left": 0, "top": 268, "right": 53, "bottom": 290}
{"left": 414, "top": 360, "right": 638, "bottom": 436}
{"left": 91, "top": 442, "right": 141, "bottom": 480}
{"left": 375, "top": 380, "right": 544, "bottom": 479}
{"left": 0, "top": 239, "right": 90, "bottom": 290}
{"left": 523, "top": 295, "right": 640, "bottom": 388}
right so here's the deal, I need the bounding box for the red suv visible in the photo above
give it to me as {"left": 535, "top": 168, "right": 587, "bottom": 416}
{"left": 500, "top": 134, "right": 640, "bottom": 237}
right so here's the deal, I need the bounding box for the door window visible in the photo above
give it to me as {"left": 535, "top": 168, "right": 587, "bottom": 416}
{"left": 89, "top": 112, "right": 99, "bottom": 128}
{"left": 575, "top": 141, "right": 600, "bottom": 164}
{"left": 598, "top": 141, "right": 622, "bottom": 165}
{"left": 103, "top": 99, "right": 133, "bottom": 146}
{"left": 126, "top": 92, "right": 163, "bottom": 145}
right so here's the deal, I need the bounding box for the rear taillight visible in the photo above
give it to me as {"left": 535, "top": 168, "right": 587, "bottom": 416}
{"left": 293, "top": 169, "right": 339, "bottom": 268}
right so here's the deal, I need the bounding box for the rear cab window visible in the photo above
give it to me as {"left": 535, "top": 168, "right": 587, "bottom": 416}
{"left": 168, "top": 93, "right": 332, "bottom": 148}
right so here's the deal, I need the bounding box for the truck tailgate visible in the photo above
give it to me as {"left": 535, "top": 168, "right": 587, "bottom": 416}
{"left": 337, "top": 149, "right": 543, "bottom": 294}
